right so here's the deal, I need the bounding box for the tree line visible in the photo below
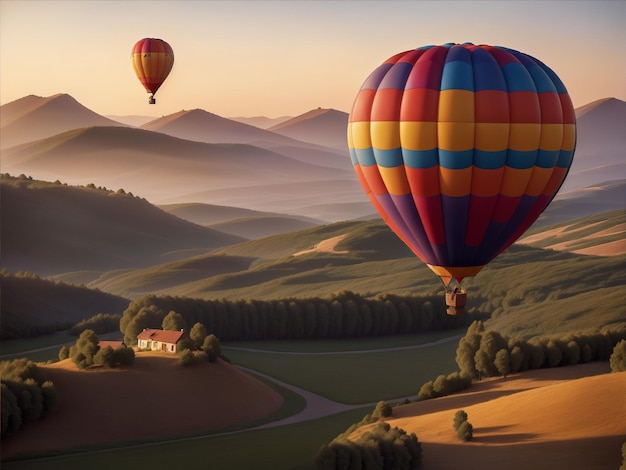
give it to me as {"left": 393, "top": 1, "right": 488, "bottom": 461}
{"left": 1, "top": 359, "right": 56, "bottom": 438}
{"left": 120, "top": 291, "right": 472, "bottom": 345}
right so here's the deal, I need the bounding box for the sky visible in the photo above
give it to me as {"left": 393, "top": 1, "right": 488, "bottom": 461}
{"left": 1, "top": 0, "right": 625, "bottom": 118}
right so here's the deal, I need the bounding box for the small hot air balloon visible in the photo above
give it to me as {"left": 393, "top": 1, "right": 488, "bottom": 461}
{"left": 131, "top": 38, "right": 174, "bottom": 104}
{"left": 347, "top": 43, "right": 576, "bottom": 314}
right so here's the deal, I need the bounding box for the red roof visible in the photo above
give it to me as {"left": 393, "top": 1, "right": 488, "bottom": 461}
{"left": 136, "top": 329, "right": 187, "bottom": 344}
{"left": 98, "top": 341, "right": 125, "bottom": 349}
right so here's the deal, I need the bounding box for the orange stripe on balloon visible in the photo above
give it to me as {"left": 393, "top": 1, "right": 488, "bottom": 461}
{"left": 400, "top": 88, "right": 439, "bottom": 121}
{"left": 542, "top": 166, "right": 568, "bottom": 196}
{"left": 508, "top": 123, "right": 541, "bottom": 151}
{"left": 525, "top": 166, "right": 554, "bottom": 197}
{"left": 360, "top": 164, "right": 389, "bottom": 195}
{"left": 438, "top": 90, "right": 474, "bottom": 123}
{"left": 475, "top": 123, "right": 509, "bottom": 152}
{"left": 438, "top": 122, "right": 474, "bottom": 151}
{"left": 499, "top": 167, "right": 533, "bottom": 197}
{"left": 349, "top": 89, "right": 377, "bottom": 122}
{"left": 378, "top": 165, "right": 410, "bottom": 195}
{"left": 371, "top": 89, "right": 404, "bottom": 121}
{"left": 539, "top": 124, "right": 564, "bottom": 151}
{"left": 561, "top": 124, "right": 576, "bottom": 151}
{"left": 470, "top": 167, "right": 505, "bottom": 197}
{"left": 439, "top": 167, "right": 472, "bottom": 197}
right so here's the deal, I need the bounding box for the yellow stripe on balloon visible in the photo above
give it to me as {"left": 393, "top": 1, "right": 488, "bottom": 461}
{"left": 539, "top": 124, "right": 564, "bottom": 151}
{"left": 438, "top": 89, "right": 475, "bottom": 123}
{"left": 438, "top": 122, "right": 475, "bottom": 151}
{"left": 525, "top": 166, "right": 554, "bottom": 196}
{"left": 562, "top": 124, "right": 576, "bottom": 151}
{"left": 371, "top": 122, "right": 401, "bottom": 150}
{"left": 399, "top": 122, "right": 437, "bottom": 151}
{"left": 427, "top": 264, "right": 485, "bottom": 280}
{"left": 348, "top": 122, "right": 372, "bottom": 149}
{"left": 508, "top": 124, "right": 541, "bottom": 151}
{"left": 439, "top": 167, "right": 472, "bottom": 197}
{"left": 474, "top": 123, "right": 509, "bottom": 152}
{"left": 378, "top": 165, "right": 410, "bottom": 195}
{"left": 499, "top": 167, "right": 533, "bottom": 197}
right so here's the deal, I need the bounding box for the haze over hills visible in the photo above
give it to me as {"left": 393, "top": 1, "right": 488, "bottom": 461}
{"left": 267, "top": 108, "right": 348, "bottom": 150}
{"left": 105, "top": 114, "right": 157, "bottom": 127}
{"left": 1, "top": 126, "right": 358, "bottom": 214}
{"left": 0, "top": 174, "right": 244, "bottom": 279}
{"left": 229, "top": 115, "right": 292, "bottom": 129}
{"left": 0, "top": 94, "right": 126, "bottom": 148}
{"left": 558, "top": 97, "right": 626, "bottom": 195}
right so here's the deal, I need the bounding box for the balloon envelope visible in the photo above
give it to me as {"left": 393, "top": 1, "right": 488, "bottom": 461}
{"left": 348, "top": 43, "right": 576, "bottom": 286}
{"left": 131, "top": 38, "right": 174, "bottom": 96}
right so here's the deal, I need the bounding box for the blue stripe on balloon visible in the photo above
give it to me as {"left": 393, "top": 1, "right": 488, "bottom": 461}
{"left": 349, "top": 148, "right": 359, "bottom": 166}
{"left": 439, "top": 149, "right": 474, "bottom": 169}
{"left": 557, "top": 149, "right": 575, "bottom": 168}
{"left": 527, "top": 66, "right": 557, "bottom": 93}
{"left": 354, "top": 147, "right": 377, "bottom": 167}
{"left": 535, "top": 149, "right": 559, "bottom": 168}
{"left": 471, "top": 49, "right": 507, "bottom": 91}
{"left": 373, "top": 148, "right": 404, "bottom": 168}
{"left": 501, "top": 62, "right": 536, "bottom": 92}
{"left": 379, "top": 61, "right": 414, "bottom": 90}
{"left": 402, "top": 148, "right": 439, "bottom": 169}
{"left": 474, "top": 149, "right": 508, "bottom": 169}
{"left": 506, "top": 149, "right": 537, "bottom": 169}
{"left": 538, "top": 64, "right": 569, "bottom": 94}
{"left": 440, "top": 61, "right": 474, "bottom": 90}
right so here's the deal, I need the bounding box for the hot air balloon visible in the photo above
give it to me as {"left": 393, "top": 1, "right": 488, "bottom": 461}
{"left": 347, "top": 43, "right": 576, "bottom": 314}
{"left": 131, "top": 38, "right": 174, "bottom": 104}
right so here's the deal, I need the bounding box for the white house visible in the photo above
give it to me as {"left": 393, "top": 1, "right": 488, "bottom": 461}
{"left": 137, "top": 329, "right": 187, "bottom": 353}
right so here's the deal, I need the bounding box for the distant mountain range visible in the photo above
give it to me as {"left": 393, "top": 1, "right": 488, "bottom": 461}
{"left": 1, "top": 93, "right": 624, "bottom": 224}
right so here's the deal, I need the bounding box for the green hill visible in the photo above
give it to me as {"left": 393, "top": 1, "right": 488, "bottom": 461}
{"left": 1, "top": 174, "right": 244, "bottom": 280}
{"left": 0, "top": 271, "right": 129, "bottom": 338}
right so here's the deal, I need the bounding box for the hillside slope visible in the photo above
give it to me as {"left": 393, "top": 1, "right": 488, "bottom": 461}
{"left": 1, "top": 175, "right": 244, "bottom": 277}
{"left": 267, "top": 108, "right": 348, "bottom": 150}
{"left": 360, "top": 364, "right": 625, "bottom": 470}
{"left": 0, "top": 94, "right": 125, "bottom": 148}
{"left": 1, "top": 353, "right": 284, "bottom": 458}
{"left": 0, "top": 272, "right": 129, "bottom": 338}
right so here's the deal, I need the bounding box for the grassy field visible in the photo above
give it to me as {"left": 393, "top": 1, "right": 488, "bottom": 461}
{"left": 2, "top": 408, "right": 368, "bottom": 470}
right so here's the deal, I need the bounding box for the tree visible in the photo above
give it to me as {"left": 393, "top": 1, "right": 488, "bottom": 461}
{"left": 58, "top": 346, "right": 69, "bottom": 361}
{"left": 202, "top": 334, "right": 222, "bottom": 363}
{"left": 94, "top": 346, "right": 116, "bottom": 367}
{"left": 453, "top": 410, "right": 468, "bottom": 430}
{"left": 71, "top": 329, "right": 99, "bottom": 368}
{"left": 456, "top": 420, "right": 473, "bottom": 441}
{"left": 610, "top": 340, "right": 626, "bottom": 372}
{"left": 494, "top": 349, "right": 511, "bottom": 378}
{"left": 177, "top": 348, "right": 196, "bottom": 367}
{"left": 189, "top": 322, "right": 207, "bottom": 349}
{"left": 162, "top": 310, "right": 186, "bottom": 331}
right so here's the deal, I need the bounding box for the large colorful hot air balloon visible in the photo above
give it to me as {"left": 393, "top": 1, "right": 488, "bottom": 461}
{"left": 347, "top": 43, "right": 576, "bottom": 314}
{"left": 131, "top": 38, "right": 174, "bottom": 104}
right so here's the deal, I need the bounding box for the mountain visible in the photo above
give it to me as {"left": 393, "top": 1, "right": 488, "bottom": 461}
{"left": 228, "top": 115, "right": 292, "bottom": 129}
{"left": 267, "top": 108, "right": 349, "bottom": 150}
{"left": 1, "top": 126, "right": 356, "bottom": 212}
{"left": 106, "top": 114, "right": 157, "bottom": 126}
{"left": 0, "top": 94, "right": 126, "bottom": 148}
{"left": 141, "top": 108, "right": 313, "bottom": 148}
{"left": 0, "top": 174, "right": 244, "bottom": 279}
{"left": 558, "top": 97, "right": 626, "bottom": 194}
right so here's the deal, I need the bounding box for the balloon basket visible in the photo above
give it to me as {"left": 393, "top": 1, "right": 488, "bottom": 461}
{"left": 149, "top": 96, "right": 156, "bottom": 104}
{"left": 445, "top": 289, "right": 466, "bottom": 316}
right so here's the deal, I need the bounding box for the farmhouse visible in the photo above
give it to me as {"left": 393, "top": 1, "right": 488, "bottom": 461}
{"left": 137, "top": 329, "right": 187, "bottom": 353}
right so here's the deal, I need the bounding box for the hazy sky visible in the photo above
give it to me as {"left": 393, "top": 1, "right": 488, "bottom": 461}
{"left": 1, "top": 0, "right": 624, "bottom": 118}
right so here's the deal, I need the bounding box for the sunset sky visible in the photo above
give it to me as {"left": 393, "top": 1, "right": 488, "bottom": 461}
{"left": 1, "top": 0, "right": 624, "bottom": 118}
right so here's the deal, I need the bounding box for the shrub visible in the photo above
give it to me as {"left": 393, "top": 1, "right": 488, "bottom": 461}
{"left": 453, "top": 410, "right": 468, "bottom": 430}
{"left": 456, "top": 420, "right": 473, "bottom": 441}
{"left": 58, "top": 346, "right": 69, "bottom": 361}
{"left": 610, "top": 340, "right": 626, "bottom": 372}
{"left": 177, "top": 349, "right": 196, "bottom": 367}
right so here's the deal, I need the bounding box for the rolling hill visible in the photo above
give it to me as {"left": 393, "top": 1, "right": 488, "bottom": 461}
{"left": 352, "top": 364, "right": 625, "bottom": 470}
{"left": 0, "top": 94, "right": 126, "bottom": 148}
{"left": 1, "top": 126, "right": 357, "bottom": 215}
{"left": 85, "top": 212, "right": 626, "bottom": 338}
{"left": 0, "top": 272, "right": 130, "bottom": 339}
{"left": 267, "top": 108, "right": 348, "bottom": 150}
{"left": 0, "top": 174, "right": 244, "bottom": 279}
{"left": 1, "top": 353, "right": 284, "bottom": 459}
